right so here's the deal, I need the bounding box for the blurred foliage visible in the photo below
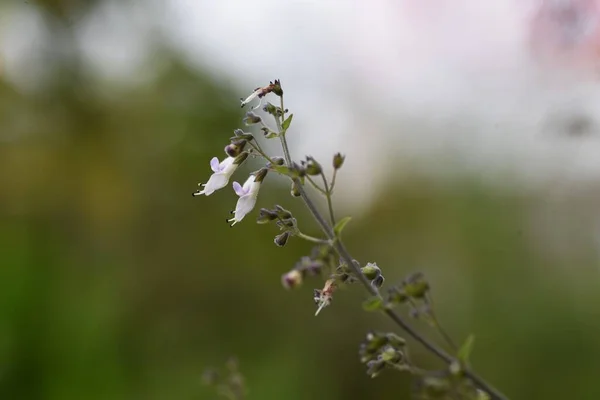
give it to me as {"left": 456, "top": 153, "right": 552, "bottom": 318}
{"left": 2, "top": 2, "right": 600, "bottom": 400}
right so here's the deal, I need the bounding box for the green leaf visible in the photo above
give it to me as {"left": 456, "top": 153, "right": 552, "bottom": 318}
{"left": 281, "top": 114, "right": 294, "bottom": 132}
{"left": 333, "top": 216, "right": 352, "bottom": 238}
{"left": 457, "top": 334, "right": 475, "bottom": 364}
{"left": 362, "top": 296, "right": 383, "bottom": 312}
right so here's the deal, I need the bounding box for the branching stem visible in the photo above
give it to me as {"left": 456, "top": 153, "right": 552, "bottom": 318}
{"left": 272, "top": 93, "right": 508, "bottom": 400}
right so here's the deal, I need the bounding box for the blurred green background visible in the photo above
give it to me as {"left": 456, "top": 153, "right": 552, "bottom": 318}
{"left": 2, "top": 1, "right": 600, "bottom": 400}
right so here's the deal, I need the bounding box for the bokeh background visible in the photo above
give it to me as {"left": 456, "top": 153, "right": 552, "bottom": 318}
{"left": 2, "top": 1, "right": 600, "bottom": 399}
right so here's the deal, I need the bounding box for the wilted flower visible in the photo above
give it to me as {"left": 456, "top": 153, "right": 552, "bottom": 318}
{"left": 227, "top": 169, "right": 268, "bottom": 226}
{"left": 240, "top": 80, "right": 282, "bottom": 108}
{"left": 193, "top": 154, "right": 247, "bottom": 197}
{"left": 240, "top": 88, "right": 263, "bottom": 108}
{"left": 314, "top": 278, "right": 337, "bottom": 316}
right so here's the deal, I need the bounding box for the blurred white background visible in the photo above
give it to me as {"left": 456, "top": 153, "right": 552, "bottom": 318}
{"left": 2, "top": 0, "right": 600, "bottom": 208}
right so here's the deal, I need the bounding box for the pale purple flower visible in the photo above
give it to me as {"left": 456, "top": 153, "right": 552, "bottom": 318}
{"left": 193, "top": 156, "right": 238, "bottom": 197}
{"left": 227, "top": 169, "right": 267, "bottom": 226}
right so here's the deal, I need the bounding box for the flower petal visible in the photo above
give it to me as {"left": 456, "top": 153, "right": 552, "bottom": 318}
{"left": 232, "top": 181, "right": 245, "bottom": 196}
{"left": 242, "top": 175, "right": 256, "bottom": 192}
{"left": 199, "top": 172, "right": 229, "bottom": 196}
{"left": 210, "top": 157, "right": 220, "bottom": 172}
{"left": 218, "top": 156, "right": 235, "bottom": 172}
{"left": 231, "top": 193, "right": 258, "bottom": 224}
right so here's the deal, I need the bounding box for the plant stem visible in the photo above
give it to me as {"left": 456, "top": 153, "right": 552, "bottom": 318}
{"left": 296, "top": 232, "right": 330, "bottom": 245}
{"left": 305, "top": 175, "right": 328, "bottom": 196}
{"left": 320, "top": 172, "right": 336, "bottom": 226}
{"left": 330, "top": 169, "right": 338, "bottom": 192}
{"left": 248, "top": 141, "right": 272, "bottom": 163}
{"left": 273, "top": 95, "right": 508, "bottom": 400}
{"left": 299, "top": 182, "right": 507, "bottom": 400}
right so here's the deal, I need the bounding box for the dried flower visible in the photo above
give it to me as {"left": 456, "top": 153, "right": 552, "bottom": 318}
{"left": 314, "top": 278, "right": 337, "bottom": 316}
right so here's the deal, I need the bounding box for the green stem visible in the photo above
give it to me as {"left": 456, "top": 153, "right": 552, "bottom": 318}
{"left": 330, "top": 169, "right": 338, "bottom": 193}
{"left": 274, "top": 92, "right": 508, "bottom": 400}
{"left": 305, "top": 175, "right": 328, "bottom": 196}
{"left": 320, "top": 172, "right": 336, "bottom": 226}
{"left": 248, "top": 141, "right": 272, "bottom": 163}
{"left": 296, "top": 232, "right": 330, "bottom": 245}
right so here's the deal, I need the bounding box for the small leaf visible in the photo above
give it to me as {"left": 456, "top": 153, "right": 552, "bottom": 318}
{"left": 457, "top": 334, "right": 475, "bottom": 364}
{"left": 282, "top": 114, "right": 294, "bottom": 132}
{"left": 333, "top": 216, "right": 352, "bottom": 238}
{"left": 362, "top": 296, "right": 383, "bottom": 312}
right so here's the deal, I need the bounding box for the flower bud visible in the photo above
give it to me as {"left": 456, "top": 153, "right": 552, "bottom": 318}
{"left": 224, "top": 139, "right": 247, "bottom": 157}
{"left": 253, "top": 167, "right": 268, "bottom": 183}
{"left": 243, "top": 111, "right": 262, "bottom": 125}
{"left": 271, "top": 157, "right": 285, "bottom": 166}
{"left": 290, "top": 181, "right": 301, "bottom": 197}
{"left": 371, "top": 275, "right": 385, "bottom": 289}
{"left": 403, "top": 272, "right": 429, "bottom": 298}
{"left": 232, "top": 129, "right": 254, "bottom": 141}
{"left": 361, "top": 262, "right": 381, "bottom": 280}
{"left": 281, "top": 269, "right": 303, "bottom": 289}
{"left": 387, "top": 286, "right": 408, "bottom": 304}
{"left": 261, "top": 126, "right": 278, "bottom": 139}
{"left": 333, "top": 153, "right": 345, "bottom": 169}
{"left": 305, "top": 157, "right": 322, "bottom": 176}
{"left": 290, "top": 162, "right": 306, "bottom": 178}
{"left": 380, "top": 345, "right": 402, "bottom": 363}
{"left": 271, "top": 79, "right": 283, "bottom": 96}
{"left": 274, "top": 231, "right": 291, "bottom": 247}
{"left": 262, "top": 102, "right": 283, "bottom": 117}
{"left": 274, "top": 205, "right": 293, "bottom": 220}
{"left": 276, "top": 218, "right": 296, "bottom": 229}
{"left": 366, "top": 360, "right": 385, "bottom": 378}
{"left": 256, "top": 208, "right": 278, "bottom": 224}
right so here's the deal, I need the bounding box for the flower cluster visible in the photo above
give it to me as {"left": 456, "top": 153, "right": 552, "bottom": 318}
{"left": 193, "top": 130, "right": 269, "bottom": 227}
{"left": 195, "top": 80, "right": 506, "bottom": 400}
{"left": 358, "top": 331, "right": 409, "bottom": 378}
{"left": 386, "top": 272, "right": 435, "bottom": 320}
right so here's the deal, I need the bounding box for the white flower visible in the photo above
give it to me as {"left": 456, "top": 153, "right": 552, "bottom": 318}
{"left": 193, "top": 156, "right": 238, "bottom": 197}
{"left": 227, "top": 170, "right": 267, "bottom": 226}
